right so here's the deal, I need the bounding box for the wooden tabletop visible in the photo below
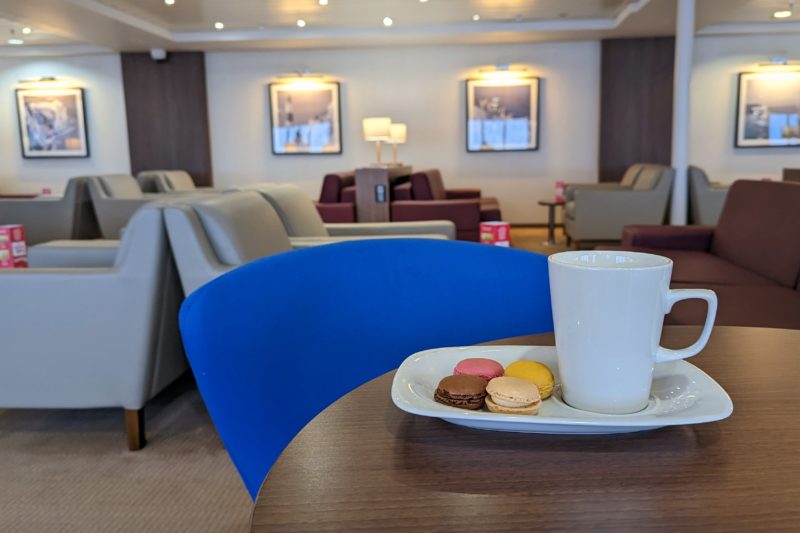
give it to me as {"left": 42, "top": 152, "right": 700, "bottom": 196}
{"left": 252, "top": 326, "right": 800, "bottom": 531}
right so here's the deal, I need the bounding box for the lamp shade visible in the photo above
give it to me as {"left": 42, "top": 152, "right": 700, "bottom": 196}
{"left": 363, "top": 117, "right": 392, "bottom": 141}
{"left": 388, "top": 123, "right": 407, "bottom": 144}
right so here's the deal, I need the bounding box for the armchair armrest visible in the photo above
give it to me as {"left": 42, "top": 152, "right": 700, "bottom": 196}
{"left": 28, "top": 239, "right": 120, "bottom": 268}
{"left": 289, "top": 234, "right": 447, "bottom": 249}
{"left": 393, "top": 182, "right": 413, "bottom": 201}
{"left": 564, "top": 182, "right": 626, "bottom": 202}
{"left": 314, "top": 202, "right": 355, "bottom": 223}
{"left": 621, "top": 225, "right": 715, "bottom": 251}
{"left": 391, "top": 200, "right": 481, "bottom": 227}
{"left": 445, "top": 189, "right": 481, "bottom": 199}
{"left": 325, "top": 221, "right": 455, "bottom": 240}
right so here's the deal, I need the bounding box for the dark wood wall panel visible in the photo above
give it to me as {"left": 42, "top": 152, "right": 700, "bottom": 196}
{"left": 599, "top": 37, "right": 675, "bottom": 182}
{"left": 121, "top": 52, "right": 212, "bottom": 186}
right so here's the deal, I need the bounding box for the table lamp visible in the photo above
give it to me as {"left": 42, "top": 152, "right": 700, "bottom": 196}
{"left": 363, "top": 117, "right": 392, "bottom": 165}
{"left": 387, "top": 123, "right": 407, "bottom": 165}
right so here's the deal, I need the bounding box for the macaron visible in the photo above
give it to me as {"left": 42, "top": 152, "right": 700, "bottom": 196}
{"left": 453, "top": 357, "right": 504, "bottom": 381}
{"left": 434, "top": 375, "right": 488, "bottom": 410}
{"left": 485, "top": 376, "right": 541, "bottom": 415}
{"left": 504, "top": 360, "right": 555, "bottom": 400}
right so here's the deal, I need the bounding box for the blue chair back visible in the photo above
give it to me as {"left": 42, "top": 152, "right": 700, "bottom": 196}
{"left": 179, "top": 239, "right": 553, "bottom": 499}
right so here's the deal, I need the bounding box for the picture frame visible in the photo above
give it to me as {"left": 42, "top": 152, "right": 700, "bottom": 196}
{"left": 16, "top": 87, "right": 89, "bottom": 158}
{"left": 268, "top": 81, "right": 342, "bottom": 155}
{"left": 735, "top": 71, "right": 800, "bottom": 148}
{"left": 466, "top": 77, "right": 540, "bottom": 153}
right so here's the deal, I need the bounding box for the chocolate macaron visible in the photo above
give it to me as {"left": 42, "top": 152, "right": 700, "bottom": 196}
{"left": 434, "top": 375, "right": 488, "bottom": 410}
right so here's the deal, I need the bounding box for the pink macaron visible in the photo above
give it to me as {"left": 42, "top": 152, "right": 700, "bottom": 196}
{"left": 453, "top": 358, "right": 504, "bottom": 381}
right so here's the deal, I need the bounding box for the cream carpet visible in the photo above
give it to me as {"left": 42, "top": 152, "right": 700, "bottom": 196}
{"left": 0, "top": 227, "right": 560, "bottom": 532}
{"left": 0, "top": 375, "right": 252, "bottom": 532}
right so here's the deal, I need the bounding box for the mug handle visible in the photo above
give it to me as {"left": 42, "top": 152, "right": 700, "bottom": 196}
{"left": 655, "top": 289, "right": 717, "bottom": 363}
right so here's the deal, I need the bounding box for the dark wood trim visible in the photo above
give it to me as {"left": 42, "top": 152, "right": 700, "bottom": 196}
{"left": 121, "top": 52, "right": 213, "bottom": 186}
{"left": 124, "top": 409, "right": 145, "bottom": 451}
{"left": 599, "top": 37, "right": 675, "bottom": 182}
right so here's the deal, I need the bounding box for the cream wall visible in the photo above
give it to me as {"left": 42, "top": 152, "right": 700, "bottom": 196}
{"left": 205, "top": 42, "right": 601, "bottom": 224}
{"left": 690, "top": 34, "right": 800, "bottom": 183}
{"left": 0, "top": 54, "right": 131, "bottom": 194}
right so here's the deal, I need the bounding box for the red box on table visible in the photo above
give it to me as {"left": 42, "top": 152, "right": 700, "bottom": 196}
{"left": 0, "top": 224, "right": 28, "bottom": 268}
{"left": 480, "top": 221, "right": 510, "bottom": 247}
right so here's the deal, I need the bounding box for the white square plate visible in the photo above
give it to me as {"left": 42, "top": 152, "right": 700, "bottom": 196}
{"left": 391, "top": 346, "right": 733, "bottom": 434}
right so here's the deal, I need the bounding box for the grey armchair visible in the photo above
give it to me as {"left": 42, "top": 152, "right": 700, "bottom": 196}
{"left": 563, "top": 164, "right": 644, "bottom": 202}
{"left": 242, "top": 183, "right": 456, "bottom": 245}
{"left": 138, "top": 170, "right": 219, "bottom": 193}
{"left": 689, "top": 165, "right": 729, "bottom": 225}
{"left": 0, "top": 177, "right": 100, "bottom": 245}
{"left": 164, "top": 191, "right": 293, "bottom": 295}
{"left": 564, "top": 164, "right": 674, "bottom": 245}
{"left": 0, "top": 203, "right": 187, "bottom": 450}
{"left": 86, "top": 174, "right": 158, "bottom": 238}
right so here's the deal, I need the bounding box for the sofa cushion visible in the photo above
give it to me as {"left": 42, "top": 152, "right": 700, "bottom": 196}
{"left": 712, "top": 180, "right": 800, "bottom": 288}
{"left": 632, "top": 166, "right": 663, "bottom": 191}
{"left": 192, "top": 192, "right": 291, "bottom": 265}
{"left": 164, "top": 171, "right": 196, "bottom": 191}
{"left": 99, "top": 175, "right": 143, "bottom": 199}
{"left": 319, "top": 172, "right": 355, "bottom": 203}
{"left": 252, "top": 183, "right": 329, "bottom": 238}
{"left": 604, "top": 246, "right": 778, "bottom": 286}
{"left": 620, "top": 164, "right": 643, "bottom": 187}
{"left": 667, "top": 283, "right": 800, "bottom": 329}
{"left": 411, "top": 170, "right": 446, "bottom": 200}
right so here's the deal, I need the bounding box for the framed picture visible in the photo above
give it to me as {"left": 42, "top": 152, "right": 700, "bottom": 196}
{"left": 735, "top": 71, "right": 800, "bottom": 148}
{"left": 466, "top": 77, "right": 540, "bottom": 152}
{"left": 268, "top": 81, "right": 342, "bottom": 155}
{"left": 16, "top": 87, "right": 89, "bottom": 158}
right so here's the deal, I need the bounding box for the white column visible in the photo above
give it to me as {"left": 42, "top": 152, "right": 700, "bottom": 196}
{"left": 670, "top": 0, "right": 695, "bottom": 225}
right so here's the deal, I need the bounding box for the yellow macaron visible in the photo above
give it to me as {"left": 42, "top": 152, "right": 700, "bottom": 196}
{"left": 504, "top": 360, "right": 555, "bottom": 399}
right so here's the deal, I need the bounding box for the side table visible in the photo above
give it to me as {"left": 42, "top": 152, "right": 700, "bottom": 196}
{"left": 537, "top": 199, "right": 564, "bottom": 245}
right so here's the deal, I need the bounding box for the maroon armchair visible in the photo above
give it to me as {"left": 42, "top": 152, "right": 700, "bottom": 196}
{"left": 316, "top": 171, "right": 357, "bottom": 223}
{"left": 391, "top": 169, "right": 502, "bottom": 241}
{"left": 602, "top": 180, "right": 800, "bottom": 329}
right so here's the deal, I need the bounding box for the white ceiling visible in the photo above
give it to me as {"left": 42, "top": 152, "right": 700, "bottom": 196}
{"left": 0, "top": 0, "right": 797, "bottom": 54}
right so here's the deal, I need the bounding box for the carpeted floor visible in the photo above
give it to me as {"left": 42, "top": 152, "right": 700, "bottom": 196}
{"left": 0, "top": 227, "right": 563, "bottom": 532}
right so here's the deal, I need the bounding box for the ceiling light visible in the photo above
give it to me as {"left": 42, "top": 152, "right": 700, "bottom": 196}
{"left": 773, "top": 10, "right": 792, "bottom": 18}
{"left": 8, "top": 38, "right": 24, "bottom": 45}
{"left": 214, "top": 21, "right": 224, "bottom": 30}
{"left": 383, "top": 17, "right": 393, "bottom": 27}
{"left": 419, "top": 0, "right": 429, "bottom": 3}
{"left": 472, "top": 14, "right": 480, "bottom": 21}
{"left": 22, "top": 27, "right": 32, "bottom": 34}
{"left": 297, "top": 19, "right": 306, "bottom": 27}
{"left": 164, "top": 0, "right": 175, "bottom": 5}
{"left": 319, "top": 0, "right": 328, "bottom": 4}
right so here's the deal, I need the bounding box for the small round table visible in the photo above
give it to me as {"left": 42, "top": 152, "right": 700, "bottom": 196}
{"left": 537, "top": 199, "right": 565, "bottom": 245}
{"left": 251, "top": 326, "right": 800, "bottom": 531}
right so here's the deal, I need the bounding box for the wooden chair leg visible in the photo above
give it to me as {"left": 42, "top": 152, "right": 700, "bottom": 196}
{"left": 125, "top": 409, "right": 146, "bottom": 451}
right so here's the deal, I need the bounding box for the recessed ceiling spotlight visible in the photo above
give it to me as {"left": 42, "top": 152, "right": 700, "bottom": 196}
{"left": 297, "top": 19, "right": 306, "bottom": 27}
{"left": 472, "top": 14, "right": 480, "bottom": 21}
{"left": 164, "top": 0, "right": 175, "bottom": 5}
{"left": 419, "top": 0, "right": 429, "bottom": 3}
{"left": 214, "top": 21, "right": 224, "bottom": 30}
{"left": 22, "top": 27, "right": 32, "bottom": 34}
{"left": 383, "top": 16, "right": 393, "bottom": 27}
{"left": 8, "top": 38, "right": 24, "bottom": 45}
{"left": 319, "top": 0, "right": 328, "bottom": 4}
{"left": 773, "top": 9, "right": 792, "bottom": 18}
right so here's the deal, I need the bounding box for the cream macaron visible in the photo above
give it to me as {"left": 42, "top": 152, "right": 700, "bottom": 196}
{"left": 485, "top": 376, "right": 542, "bottom": 415}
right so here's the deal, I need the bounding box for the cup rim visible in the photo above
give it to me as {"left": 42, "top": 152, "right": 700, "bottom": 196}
{"left": 548, "top": 250, "right": 672, "bottom": 270}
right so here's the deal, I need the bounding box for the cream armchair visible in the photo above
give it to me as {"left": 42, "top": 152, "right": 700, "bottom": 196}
{"left": 164, "top": 191, "right": 294, "bottom": 295}
{"left": 564, "top": 164, "right": 674, "bottom": 245}
{"left": 86, "top": 174, "right": 159, "bottom": 238}
{"left": 241, "top": 183, "right": 456, "bottom": 245}
{"left": 689, "top": 166, "right": 729, "bottom": 225}
{"left": 563, "top": 164, "right": 644, "bottom": 202}
{"left": 0, "top": 176, "right": 100, "bottom": 244}
{"left": 0, "top": 203, "right": 187, "bottom": 450}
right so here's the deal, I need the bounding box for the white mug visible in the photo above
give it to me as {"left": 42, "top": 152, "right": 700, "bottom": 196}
{"left": 548, "top": 251, "right": 717, "bottom": 415}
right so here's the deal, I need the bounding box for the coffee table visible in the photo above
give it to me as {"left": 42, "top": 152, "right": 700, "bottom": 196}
{"left": 251, "top": 326, "right": 800, "bottom": 531}
{"left": 537, "top": 199, "right": 564, "bottom": 245}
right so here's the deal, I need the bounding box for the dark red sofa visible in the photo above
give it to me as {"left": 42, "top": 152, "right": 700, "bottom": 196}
{"left": 391, "top": 169, "right": 502, "bottom": 241}
{"left": 603, "top": 180, "right": 800, "bottom": 329}
{"left": 316, "top": 171, "right": 356, "bottom": 223}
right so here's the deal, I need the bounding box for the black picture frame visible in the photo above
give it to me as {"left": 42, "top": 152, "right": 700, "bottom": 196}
{"left": 268, "top": 81, "right": 342, "bottom": 156}
{"left": 465, "top": 77, "right": 540, "bottom": 153}
{"left": 734, "top": 71, "right": 800, "bottom": 149}
{"left": 16, "top": 87, "right": 90, "bottom": 159}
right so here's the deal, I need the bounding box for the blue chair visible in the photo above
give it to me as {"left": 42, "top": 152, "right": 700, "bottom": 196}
{"left": 179, "top": 239, "right": 553, "bottom": 499}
